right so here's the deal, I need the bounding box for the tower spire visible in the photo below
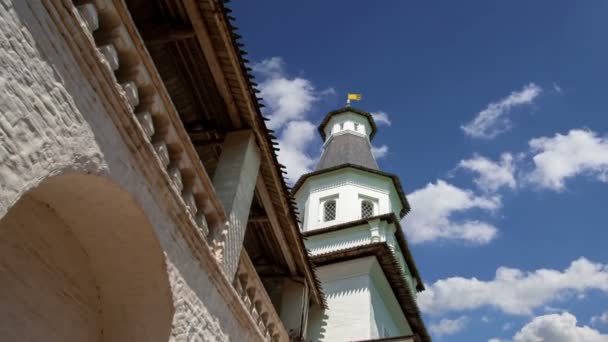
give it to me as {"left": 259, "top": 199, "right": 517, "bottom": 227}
{"left": 293, "top": 104, "right": 431, "bottom": 341}
{"left": 315, "top": 106, "right": 379, "bottom": 171}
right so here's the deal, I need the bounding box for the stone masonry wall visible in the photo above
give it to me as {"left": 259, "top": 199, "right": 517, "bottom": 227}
{"left": 0, "top": 1, "right": 259, "bottom": 341}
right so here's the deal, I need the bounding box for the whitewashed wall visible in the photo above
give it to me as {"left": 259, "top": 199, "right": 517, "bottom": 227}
{"left": 369, "top": 261, "right": 413, "bottom": 338}
{"left": 305, "top": 221, "right": 417, "bottom": 298}
{"left": 307, "top": 258, "right": 373, "bottom": 341}
{"left": 0, "top": 2, "right": 261, "bottom": 340}
{"left": 323, "top": 112, "right": 374, "bottom": 141}
{"left": 295, "top": 169, "right": 404, "bottom": 231}
{"left": 306, "top": 257, "right": 412, "bottom": 341}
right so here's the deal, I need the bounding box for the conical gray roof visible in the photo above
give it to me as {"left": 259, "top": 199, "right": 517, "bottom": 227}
{"left": 315, "top": 133, "right": 379, "bottom": 171}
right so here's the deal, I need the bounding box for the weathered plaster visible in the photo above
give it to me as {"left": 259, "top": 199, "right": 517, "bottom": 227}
{"left": 0, "top": 1, "right": 263, "bottom": 340}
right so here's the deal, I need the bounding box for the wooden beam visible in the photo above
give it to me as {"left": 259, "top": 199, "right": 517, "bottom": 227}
{"left": 248, "top": 216, "right": 270, "bottom": 223}
{"left": 137, "top": 21, "right": 196, "bottom": 46}
{"left": 183, "top": 0, "right": 242, "bottom": 128}
{"left": 144, "top": 27, "right": 195, "bottom": 46}
{"left": 255, "top": 176, "right": 298, "bottom": 275}
{"left": 188, "top": 130, "right": 225, "bottom": 145}
{"left": 211, "top": 130, "right": 261, "bottom": 278}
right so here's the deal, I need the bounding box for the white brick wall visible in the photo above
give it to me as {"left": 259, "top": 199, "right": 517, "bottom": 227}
{"left": 0, "top": 1, "right": 261, "bottom": 341}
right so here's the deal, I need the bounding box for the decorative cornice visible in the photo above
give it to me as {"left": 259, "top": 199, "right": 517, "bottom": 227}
{"left": 303, "top": 213, "right": 424, "bottom": 292}
{"left": 308, "top": 177, "right": 391, "bottom": 195}
{"left": 292, "top": 164, "right": 411, "bottom": 218}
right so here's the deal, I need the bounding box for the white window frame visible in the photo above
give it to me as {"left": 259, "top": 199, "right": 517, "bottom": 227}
{"left": 361, "top": 199, "right": 374, "bottom": 219}
{"left": 319, "top": 195, "right": 339, "bottom": 223}
{"left": 358, "top": 195, "right": 378, "bottom": 219}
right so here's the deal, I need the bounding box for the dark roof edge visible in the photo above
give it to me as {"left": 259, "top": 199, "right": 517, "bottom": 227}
{"left": 303, "top": 213, "right": 424, "bottom": 292}
{"left": 292, "top": 164, "right": 410, "bottom": 218}
{"left": 218, "top": 2, "right": 325, "bottom": 308}
{"left": 312, "top": 243, "right": 431, "bottom": 342}
{"left": 318, "top": 106, "right": 378, "bottom": 141}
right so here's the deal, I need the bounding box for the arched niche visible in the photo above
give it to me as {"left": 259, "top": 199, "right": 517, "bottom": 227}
{"left": 0, "top": 173, "right": 174, "bottom": 341}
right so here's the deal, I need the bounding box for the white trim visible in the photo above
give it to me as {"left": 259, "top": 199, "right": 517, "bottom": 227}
{"left": 319, "top": 194, "right": 339, "bottom": 224}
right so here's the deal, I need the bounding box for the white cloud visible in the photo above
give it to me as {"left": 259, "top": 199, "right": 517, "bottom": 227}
{"left": 526, "top": 129, "right": 608, "bottom": 190}
{"left": 252, "top": 56, "right": 283, "bottom": 77}
{"left": 459, "top": 153, "right": 517, "bottom": 192}
{"left": 371, "top": 111, "right": 391, "bottom": 126}
{"left": 591, "top": 312, "right": 608, "bottom": 326}
{"left": 509, "top": 313, "right": 608, "bottom": 342}
{"left": 277, "top": 121, "right": 318, "bottom": 183}
{"left": 403, "top": 180, "right": 500, "bottom": 244}
{"left": 369, "top": 111, "right": 391, "bottom": 159}
{"left": 553, "top": 82, "right": 563, "bottom": 94}
{"left": 429, "top": 316, "right": 469, "bottom": 337}
{"left": 253, "top": 57, "right": 333, "bottom": 182}
{"left": 543, "top": 305, "right": 566, "bottom": 314}
{"left": 371, "top": 145, "right": 388, "bottom": 159}
{"left": 253, "top": 57, "right": 318, "bottom": 130}
{"left": 462, "top": 83, "right": 542, "bottom": 139}
{"left": 418, "top": 257, "right": 608, "bottom": 316}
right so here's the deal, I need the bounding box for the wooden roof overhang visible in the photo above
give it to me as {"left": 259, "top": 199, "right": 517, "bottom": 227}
{"left": 312, "top": 243, "right": 431, "bottom": 342}
{"left": 124, "top": 0, "right": 324, "bottom": 306}
{"left": 303, "top": 213, "right": 424, "bottom": 292}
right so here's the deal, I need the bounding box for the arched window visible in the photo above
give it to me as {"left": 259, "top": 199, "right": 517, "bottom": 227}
{"left": 361, "top": 200, "right": 374, "bottom": 219}
{"left": 324, "top": 200, "right": 336, "bottom": 222}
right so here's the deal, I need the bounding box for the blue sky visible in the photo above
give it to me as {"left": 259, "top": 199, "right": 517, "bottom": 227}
{"left": 232, "top": 1, "right": 608, "bottom": 340}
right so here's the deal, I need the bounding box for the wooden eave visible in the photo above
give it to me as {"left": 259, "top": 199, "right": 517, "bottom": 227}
{"left": 169, "top": 0, "right": 325, "bottom": 307}
{"left": 303, "top": 213, "right": 424, "bottom": 292}
{"left": 312, "top": 243, "right": 431, "bottom": 342}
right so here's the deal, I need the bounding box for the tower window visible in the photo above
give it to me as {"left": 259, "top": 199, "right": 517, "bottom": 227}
{"left": 339, "top": 123, "right": 344, "bottom": 130}
{"left": 354, "top": 123, "right": 359, "bottom": 131}
{"left": 361, "top": 200, "right": 374, "bottom": 219}
{"left": 324, "top": 200, "right": 336, "bottom": 222}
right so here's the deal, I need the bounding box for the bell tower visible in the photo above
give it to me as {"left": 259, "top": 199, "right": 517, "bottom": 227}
{"left": 293, "top": 106, "right": 431, "bottom": 342}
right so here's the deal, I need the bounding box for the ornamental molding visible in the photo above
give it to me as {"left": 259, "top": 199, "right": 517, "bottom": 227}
{"left": 309, "top": 177, "right": 391, "bottom": 195}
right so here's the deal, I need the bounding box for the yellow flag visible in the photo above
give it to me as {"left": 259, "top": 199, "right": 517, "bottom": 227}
{"left": 347, "top": 93, "right": 362, "bottom": 101}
